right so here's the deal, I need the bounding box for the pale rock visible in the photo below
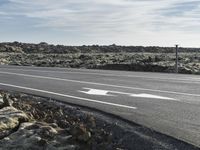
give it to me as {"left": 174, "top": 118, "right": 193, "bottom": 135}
{"left": 0, "top": 106, "right": 29, "bottom": 138}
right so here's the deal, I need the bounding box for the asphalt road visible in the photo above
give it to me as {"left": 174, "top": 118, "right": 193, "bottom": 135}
{"left": 0, "top": 65, "right": 200, "bottom": 147}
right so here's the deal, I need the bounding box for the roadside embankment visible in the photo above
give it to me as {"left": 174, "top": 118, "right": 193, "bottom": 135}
{"left": 0, "top": 90, "right": 198, "bottom": 150}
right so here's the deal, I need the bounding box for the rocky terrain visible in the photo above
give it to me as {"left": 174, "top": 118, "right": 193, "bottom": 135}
{"left": 0, "top": 90, "right": 199, "bottom": 150}
{"left": 0, "top": 42, "right": 200, "bottom": 74}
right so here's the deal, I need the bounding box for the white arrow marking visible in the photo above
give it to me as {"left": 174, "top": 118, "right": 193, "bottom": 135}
{"left": 130, "top": 93, "right": 175, "bottom": 100}
{"left": 80, "top": 88, "right": 178, "bottom": 101}
{"left": 0, "top": 83, "right": 137, "bottom": 109}
{"left": 79, "top": 89, "right": 115, "bottom": 96}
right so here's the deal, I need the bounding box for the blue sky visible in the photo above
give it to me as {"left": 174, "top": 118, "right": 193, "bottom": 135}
{"left": 0, "top": 0, "right": 200, "bottom": 47}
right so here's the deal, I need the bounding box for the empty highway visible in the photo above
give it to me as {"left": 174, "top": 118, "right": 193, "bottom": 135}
{"left": 0, "top": 65, "right": 200, "bottom": 147}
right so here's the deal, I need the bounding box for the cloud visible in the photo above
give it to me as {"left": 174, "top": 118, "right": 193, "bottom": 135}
{"left": 0, "top": 11, "right": 7, "bottom": 15}
{"left": 151, "top": 1, "right": 200, "bottom": 33}
{"left": 0, "top": 0, "right": 200, "bottom": 46}
{"left": 160, "top": 1, "right": 200, "bottom": 16}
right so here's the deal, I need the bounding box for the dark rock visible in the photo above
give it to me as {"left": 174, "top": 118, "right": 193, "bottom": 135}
{"left": 0, "top": 95, "right": 4, "bottom": 109}
{"left": 77, "top": 131, "right": 91, "bottom": 142}
{"left": 3, "top": 94, "right": 13, "bottom": 107}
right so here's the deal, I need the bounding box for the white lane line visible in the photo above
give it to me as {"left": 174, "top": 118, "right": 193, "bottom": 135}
{"left": 1, "top": 68, "right": 200, "bottom": 83}
{"left": 0, "top": 71, "right": 200, "bottom": 97}
{"left": 0, "top": 82, "right": 137, "bottom": 109}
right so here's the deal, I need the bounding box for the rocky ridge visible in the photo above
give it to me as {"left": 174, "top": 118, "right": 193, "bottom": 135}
{"left": 0, "top": 42, "right": 200, "bottom": 74}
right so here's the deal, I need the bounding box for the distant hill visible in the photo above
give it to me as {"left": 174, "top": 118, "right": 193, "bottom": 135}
{"left": 0, "top": 42, "right": 200, "bottom": 53}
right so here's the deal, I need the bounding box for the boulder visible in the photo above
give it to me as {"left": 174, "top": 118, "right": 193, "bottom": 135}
{"left": 0, "top": 106, "right": 29, "bottom": 138}
{"left": 0, "top": 122, "right": 77, "bottom": 150}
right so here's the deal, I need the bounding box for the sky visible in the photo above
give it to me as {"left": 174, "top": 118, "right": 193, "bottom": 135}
{"left": 0, "top": 0, "right": 200, "bottom": 47}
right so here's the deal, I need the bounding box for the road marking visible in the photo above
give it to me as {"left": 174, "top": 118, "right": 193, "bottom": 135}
{"left": 0, "top": 71, "right": 200, "bottom": 97}
{"left": 1, "top": 67, "right": 200, "bottom": 83}
{"left": 79, "top": 89, "right": 115, "bottom": 96}
{"left": 80, "top": 88, "right": 177, "bottom": 101}
{"left": 0, "top": 82, "right": 137, "bottom": 109}
{"left": 130, "top": 93, "right": 176, "bottom": 100}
